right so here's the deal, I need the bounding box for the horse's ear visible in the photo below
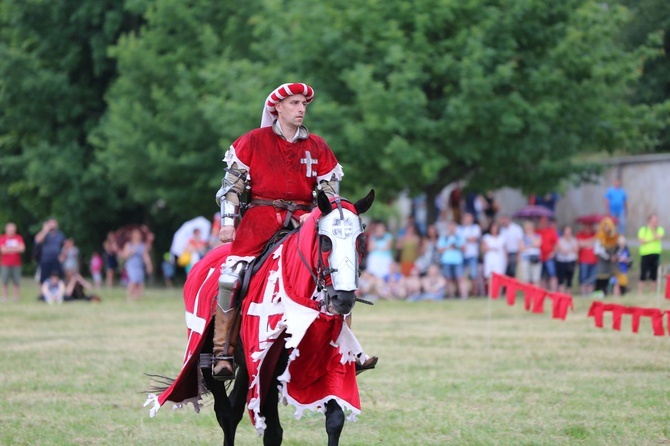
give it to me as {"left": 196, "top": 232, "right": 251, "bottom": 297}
{"left": 317, "top": 191, "right": 332, "bottom": 215}
{"left": 354, "top": 189, "right": 375, "bottom": 215}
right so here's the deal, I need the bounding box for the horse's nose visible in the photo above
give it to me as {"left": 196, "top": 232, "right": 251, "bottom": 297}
{"left": 330, "top": 291, "right": 355, "bottom": 314}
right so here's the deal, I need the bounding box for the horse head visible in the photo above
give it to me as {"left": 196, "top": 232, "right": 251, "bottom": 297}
{"left": 316, "top": 189, "right": 375, "bottom": 315}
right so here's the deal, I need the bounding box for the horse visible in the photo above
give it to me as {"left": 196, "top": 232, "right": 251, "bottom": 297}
{"left": 145, "top": 190, "right": 375, "bottom": 446}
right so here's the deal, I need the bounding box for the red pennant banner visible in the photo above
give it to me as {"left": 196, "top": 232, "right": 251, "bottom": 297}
{"left": 587, "top": 301, "right": 666, "bottom": 336}
{"left": 489, "top": 273, "right": 573, "bottom": 320}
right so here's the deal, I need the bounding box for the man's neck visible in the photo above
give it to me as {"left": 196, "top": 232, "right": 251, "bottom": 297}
{"left": 283, "top": 123, "right": 298, "bottom": 141}
{"left": 273, "top": 120, "right": 308, "bottom": 142}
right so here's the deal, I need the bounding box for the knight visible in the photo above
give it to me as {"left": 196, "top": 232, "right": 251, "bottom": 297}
{"left": 212, "top": 83, "right": 377, "bottom": 380}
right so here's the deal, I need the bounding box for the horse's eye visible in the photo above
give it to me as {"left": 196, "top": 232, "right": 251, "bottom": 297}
{"left": 320, "top": 235, "right": 332, "bottom": 253}
{"left": 356, "top": 234, "right": 366, "bottom": 253}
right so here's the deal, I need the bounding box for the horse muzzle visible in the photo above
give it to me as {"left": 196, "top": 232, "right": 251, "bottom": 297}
{"left": 324, "top": 286, "right": 356, "bottom": 315}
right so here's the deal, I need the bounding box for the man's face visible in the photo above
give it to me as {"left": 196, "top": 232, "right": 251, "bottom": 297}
{"left": 5, "top": 223, "right": 16, "bottom": 235}
{"left": 463, "top": 213, "right": 473, "bottom": 225}
{"left": 275, "top": 94, "right": 307, "bottom": 129}
{"left": 614, "top": 179, "right": 621, "bottom": 188}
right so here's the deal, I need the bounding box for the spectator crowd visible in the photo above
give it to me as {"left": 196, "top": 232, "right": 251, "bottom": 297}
{"left": 357, "top": 183, "right": 666, "bottom": 302}
{"left": 0, "top": 179, "right": 666, "bottom": 304}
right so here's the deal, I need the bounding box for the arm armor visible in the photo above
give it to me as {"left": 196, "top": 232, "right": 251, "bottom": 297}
{"left": 215, "top": 164, "right": 248, "bottom": 227}
{"left": 318, "top": 179, "right": 339, "bottom": 198}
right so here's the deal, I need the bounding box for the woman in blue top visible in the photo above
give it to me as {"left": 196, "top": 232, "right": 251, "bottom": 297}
{"left": 365, "top": 221, "right": 394, "bottom": 280}
{"left": 121, "top": 229, "right": 153, "bottom": 302}
{"left": 437, "top": 221, "right": 467, "bottom": 299}
{"left": 518, "top": 220, "right": 542, "bottom": 285}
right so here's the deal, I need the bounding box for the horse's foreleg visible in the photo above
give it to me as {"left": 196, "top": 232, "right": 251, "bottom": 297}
{"left": 325, "top": 399, "right": 345, "bottom": 446}
{"left": 202, "top": 374, "right": 237, "bottom": 446}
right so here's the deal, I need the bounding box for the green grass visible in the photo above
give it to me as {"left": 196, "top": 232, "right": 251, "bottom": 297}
{"left": 1, "top": 281, "right": 670, "bottom": 445}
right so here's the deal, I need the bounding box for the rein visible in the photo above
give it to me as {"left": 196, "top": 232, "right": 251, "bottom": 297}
{"left": 296, "top": 228, "right": 330, "bottom": 310}
{"left": 295, "top": 213, "right": 374, "bottom": 311}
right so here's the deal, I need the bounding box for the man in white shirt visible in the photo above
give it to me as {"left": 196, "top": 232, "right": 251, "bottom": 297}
{"left": 499, "top": 214, "right": 524, "bottom": 277}
{"left": 459, "top": 213, "right": 482, "bottom": 296}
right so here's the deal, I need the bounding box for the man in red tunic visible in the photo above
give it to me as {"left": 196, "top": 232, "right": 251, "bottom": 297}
{"left": 211, "top": 83, "right": 346, "bottom": 379}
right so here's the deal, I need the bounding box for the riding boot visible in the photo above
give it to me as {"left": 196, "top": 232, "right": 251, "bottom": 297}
{"left": 211, "top": 260, "right": 247, "bottom": 381}
{"left": 212, "top": 305, "right": 237, "bottom": 380}
{"left": 355, "top": 354, "right": 379, "bottom": 375}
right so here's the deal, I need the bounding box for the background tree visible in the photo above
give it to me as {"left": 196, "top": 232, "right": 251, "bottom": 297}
{"left": 2, "top": 0, "right": 669, "bottom": 257}
{"left": 251, "top": 0, "right": 669, "bottom": 222}
{"left": 0, "top": 0, "right": 147, "bottom": 253}
{"left": 92, "top": 0, "right": 272, "bottom": 250}
{"left": 617, "top": 0, "right": 670, "bottom": 152}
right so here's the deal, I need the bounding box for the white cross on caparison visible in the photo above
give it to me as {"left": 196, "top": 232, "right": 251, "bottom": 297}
{"left": 300, "top": 151, "right": 318, "bottom": 177}
{"left": 248, "top": 271, "right": 284, "bottom": 347}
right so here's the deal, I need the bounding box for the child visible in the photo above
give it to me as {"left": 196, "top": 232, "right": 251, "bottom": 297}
{"left": 378, "top": 261, "right": 406, "bottom": 300}
{"left": 41, "top": 271, "right": 65, "bottom": 305}
{"left": 612, "top": 235, "right": 632, "bottom": 296}
{"left": 415, "top": 263, "right": 447, "bottom": 301}
{"left": 90, "top": 252, "right": 104, "bottom": 290}
{"left": 403, "top": 266, "right": 423, "bottom": 301}
{"left": 161, "top": 252, "right": 176, "bottom": 288}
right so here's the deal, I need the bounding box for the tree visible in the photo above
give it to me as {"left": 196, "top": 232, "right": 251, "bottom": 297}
{"left": 93, "top": 0, "right": 267, "bottom": 223}
{"left": 252, "top": 0, "right": 669, "bottom": 221}
{"left": 617, "top": 0, "right": 670, "bottom": 151}
{"left": 0, "top": 0, "right": 147, "bottom": 252}
{"left": 5, "top": 0, "right": 666, "bottom": 254}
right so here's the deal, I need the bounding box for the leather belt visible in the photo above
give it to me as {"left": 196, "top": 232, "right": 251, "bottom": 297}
{"left": 249, "top": 198, "right": 313, "bottom": 212}
{"left": 249, "top": 197, "right": 313, "bottom": 227}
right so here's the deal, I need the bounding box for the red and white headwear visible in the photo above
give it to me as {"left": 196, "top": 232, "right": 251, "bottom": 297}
{"left": 260, "top": 83, "right": 315, "bottom": 128}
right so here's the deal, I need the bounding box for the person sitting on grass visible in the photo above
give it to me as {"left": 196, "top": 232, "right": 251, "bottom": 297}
{"left": 357, "top": 269, "right": 381, "bottom": 302}
{"left": 409, "top": 263, "right": 447, "bottom": 301}
{"left": 64, "top": 273, "right": 101, "bottom": 302}
{"left": 41, "top": 271, "right": 65, "bottom": 305}
{"left": 377, "top": 261, "right": 406, "bottom": 300}
{"left": 403, "top": 266, "right": 424, "bottom": 301}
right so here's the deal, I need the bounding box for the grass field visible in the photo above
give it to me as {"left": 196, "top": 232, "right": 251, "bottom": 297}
{"left": 1, "top": 281, "right": 670, "bottom": 446}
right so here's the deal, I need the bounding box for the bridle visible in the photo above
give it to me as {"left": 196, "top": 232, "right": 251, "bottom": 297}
{"left": 297, "top": 199, "right": 373, "bottom": 313}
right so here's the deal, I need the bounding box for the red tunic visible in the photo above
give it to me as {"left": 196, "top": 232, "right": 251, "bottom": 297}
{"left": 227, "top": 126, "right": 340, "bottom": 257}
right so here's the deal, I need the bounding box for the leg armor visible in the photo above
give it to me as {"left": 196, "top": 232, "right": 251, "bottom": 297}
{"left": 212, "top": 260, "right": 248, "bottom": 381}
{"left": 217, "top": 261, "right": 247, "bottom": 312}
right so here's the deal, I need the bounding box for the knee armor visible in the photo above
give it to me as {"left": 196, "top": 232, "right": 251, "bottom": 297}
{"left": 217, "top": 261, "right": 247, "bottom": 311}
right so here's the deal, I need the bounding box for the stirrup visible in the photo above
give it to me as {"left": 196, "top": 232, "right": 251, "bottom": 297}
{"left": 212, "top": 355, "right": 236, "bottom": 381}
{"left": 355, "top": 356, "right": 378, "bottom": 375}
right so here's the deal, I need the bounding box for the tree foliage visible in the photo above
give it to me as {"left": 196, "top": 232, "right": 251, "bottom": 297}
{"left": 1, "top": 0, "right": 668, "bottom": 252}
{"left": 0, "top": 0, "right": 147, "bottom": 251}
{"left": 617, "top": 0, "right": 670, "bottom": 151}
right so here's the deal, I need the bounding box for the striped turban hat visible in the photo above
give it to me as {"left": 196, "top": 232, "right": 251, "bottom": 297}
{"left": 260, "top": 83, "right": 315, "bottom": 128}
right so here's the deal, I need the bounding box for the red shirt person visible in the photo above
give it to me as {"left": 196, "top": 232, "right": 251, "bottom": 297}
{"left": 211, "top": 83, "right": 344, "bottom": 379}
{"left": 576, "top": 224, "right": 598, "bottom": 295}
{"left": 535, "top": 217, "right": 559, "bottom": 291}
{"left": 0, "top": 222, "right": 26, "bottom": 301}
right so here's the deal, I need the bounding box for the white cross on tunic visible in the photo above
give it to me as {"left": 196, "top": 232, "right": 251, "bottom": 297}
{"left": 300, "top": 151, "right": 318, "bottom": 177}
